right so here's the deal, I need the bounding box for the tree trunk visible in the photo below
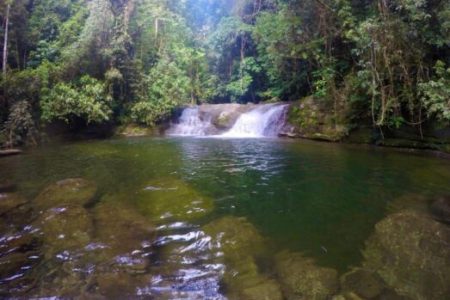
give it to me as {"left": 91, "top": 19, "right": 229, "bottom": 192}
{"left": 2, "top": 3, "right": 10, "bottom": 79}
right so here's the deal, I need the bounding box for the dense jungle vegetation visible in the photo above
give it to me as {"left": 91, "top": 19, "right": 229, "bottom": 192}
{"left": 1, "top": 0, "right": 449, "bottom": 146}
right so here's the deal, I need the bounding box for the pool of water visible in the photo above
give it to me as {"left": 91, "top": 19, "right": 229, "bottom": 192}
{"left": 1, "top": 137, "right": 450, "bottom": 298}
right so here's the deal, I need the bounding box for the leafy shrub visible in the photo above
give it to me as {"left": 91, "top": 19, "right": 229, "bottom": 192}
{"left": 131, "top": 59, "right": 190, "bottom": 125}
{"left": 41, "top": 76, "right": 112, "bottom": 124}
{"left": 419, "top": 61, "right": 450, "bottom": 123}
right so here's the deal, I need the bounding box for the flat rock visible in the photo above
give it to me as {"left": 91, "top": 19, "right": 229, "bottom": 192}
{"left": 34, "top": 178, "right": 97, "bottom": 211}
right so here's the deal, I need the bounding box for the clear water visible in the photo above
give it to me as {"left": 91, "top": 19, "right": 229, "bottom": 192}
{"left": 1, "top": 137, "right": 450, "bottom": 298}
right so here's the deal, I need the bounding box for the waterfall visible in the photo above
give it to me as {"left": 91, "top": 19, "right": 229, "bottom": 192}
{"left": 167, "top": 107, "right": 212, "bottom": 136}
{"left": 167, "top": 103, "right": 288, "bottom": 138}
{"left": 221, "top": 104, "right": 288, "bottom": 138}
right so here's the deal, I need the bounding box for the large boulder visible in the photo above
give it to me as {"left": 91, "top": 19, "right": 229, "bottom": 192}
{"left": 363, "top": 211, "right": 450, "bottom": 299}
{"left": 136, "top": 177, "right": 214, "bottom": 222}
{"left": 274, "top": 250, "right": 339, "bottom": 300}
{"left": 34, "top": 178, "right": 97, "bottom": 211}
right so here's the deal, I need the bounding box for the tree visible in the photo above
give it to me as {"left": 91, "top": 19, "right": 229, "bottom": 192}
{"left": 2, "top": 0, "right": 10, "bottom": 79}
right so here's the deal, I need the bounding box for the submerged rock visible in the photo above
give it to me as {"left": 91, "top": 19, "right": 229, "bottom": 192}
{"left": 136, "top": 177, "right": 214, "bottom": 222}
{"left": 93, "top": 199, "right": 155, "bottom": 255}
{"left": 34, "top": 178, "right": 97, "bottom": 211}
{"left": 33, "top": 205, "right": 93, "bottom": 258}
{"left": 340, "top": 268, "right": 385, "bottom": 299}
{"left": 0, "top": 193, "right": 27, "bottom": 216}
{"left": 363, "top": 211, "right": 450, "bottom": 300}
{"left": 27, "top": 199, "right": 155, "bottom": 298}
{"left": 274, "top": 250, "right": 339, "bottom": 300}
{"left": 430, "top": 196, "right": 450, "bottom": 224}
{"left": 203, "top": 216, "right": 282, "bottom": 299}
{"left": 223, "top": 256, "right": 283, "bottom": 300}
{"left": 202, "top": 216, "right": 265, "bottom": 261}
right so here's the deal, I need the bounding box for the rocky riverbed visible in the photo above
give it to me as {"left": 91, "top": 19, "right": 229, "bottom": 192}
{"left": 1, "top": 175, "right": 449, "bottom": 298}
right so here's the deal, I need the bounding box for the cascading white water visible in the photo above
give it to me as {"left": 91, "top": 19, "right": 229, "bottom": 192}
{"left": 168, "top": 103, "right": 288, "bottom": 137}
{"left": 221, "top": 104, "right": 288, "bottom": 138}
{"left": 167, "top": 107, "right": 212, "bottom": 136}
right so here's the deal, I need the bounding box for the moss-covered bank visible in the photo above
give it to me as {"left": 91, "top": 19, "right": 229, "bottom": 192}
{"left": 285, "top": 97, "right": 450, "bottom": 154}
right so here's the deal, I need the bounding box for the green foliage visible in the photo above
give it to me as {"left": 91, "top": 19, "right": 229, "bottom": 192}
{"left": 419, "top": 61, "right": 450, "bottom": 123}
{"left": 131, "top": 58, "right": 190, "bottom": 125}
{"left": 41, "top": 76, "right": 112, "bottom": 124}
{"left": 1, "top": 0, "right": 450, "bottom": 139}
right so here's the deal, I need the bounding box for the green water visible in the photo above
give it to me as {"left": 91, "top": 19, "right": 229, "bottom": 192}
{"left": 1, "top": 137, "right": 450, "bottom": 298}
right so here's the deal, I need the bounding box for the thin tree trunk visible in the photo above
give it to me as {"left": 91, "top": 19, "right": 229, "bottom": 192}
{"left": 3, "top": 3, "right": 10, "bottom": 79}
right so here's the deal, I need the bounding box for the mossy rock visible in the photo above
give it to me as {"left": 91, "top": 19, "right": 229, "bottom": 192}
{"left": 363, "top": 211, "right": 450, "bottom": 299}
{"left": 0, "top": 193, "right": 27, "bottom": 215}
{"left": 34, "top": 178, "right": 97, "bottom": 211}
{"left": 202, "top": 216, "right": 265, "bottom": 262}
{"left": 33, "top": 205, "right": 93, "bottom": 257}
{"left": 135, "top": 177, "right": 214, "bottom": 222}
{"left": 287, "top": 98, "right": 349, "bottom": 142}
{"left": 275, "top": 250, "right": 339, "bottom": 300}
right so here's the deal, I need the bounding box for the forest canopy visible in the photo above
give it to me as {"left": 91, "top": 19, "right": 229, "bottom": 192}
{"left": 1, "top": 0, "right": 449, "bottom": 145}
